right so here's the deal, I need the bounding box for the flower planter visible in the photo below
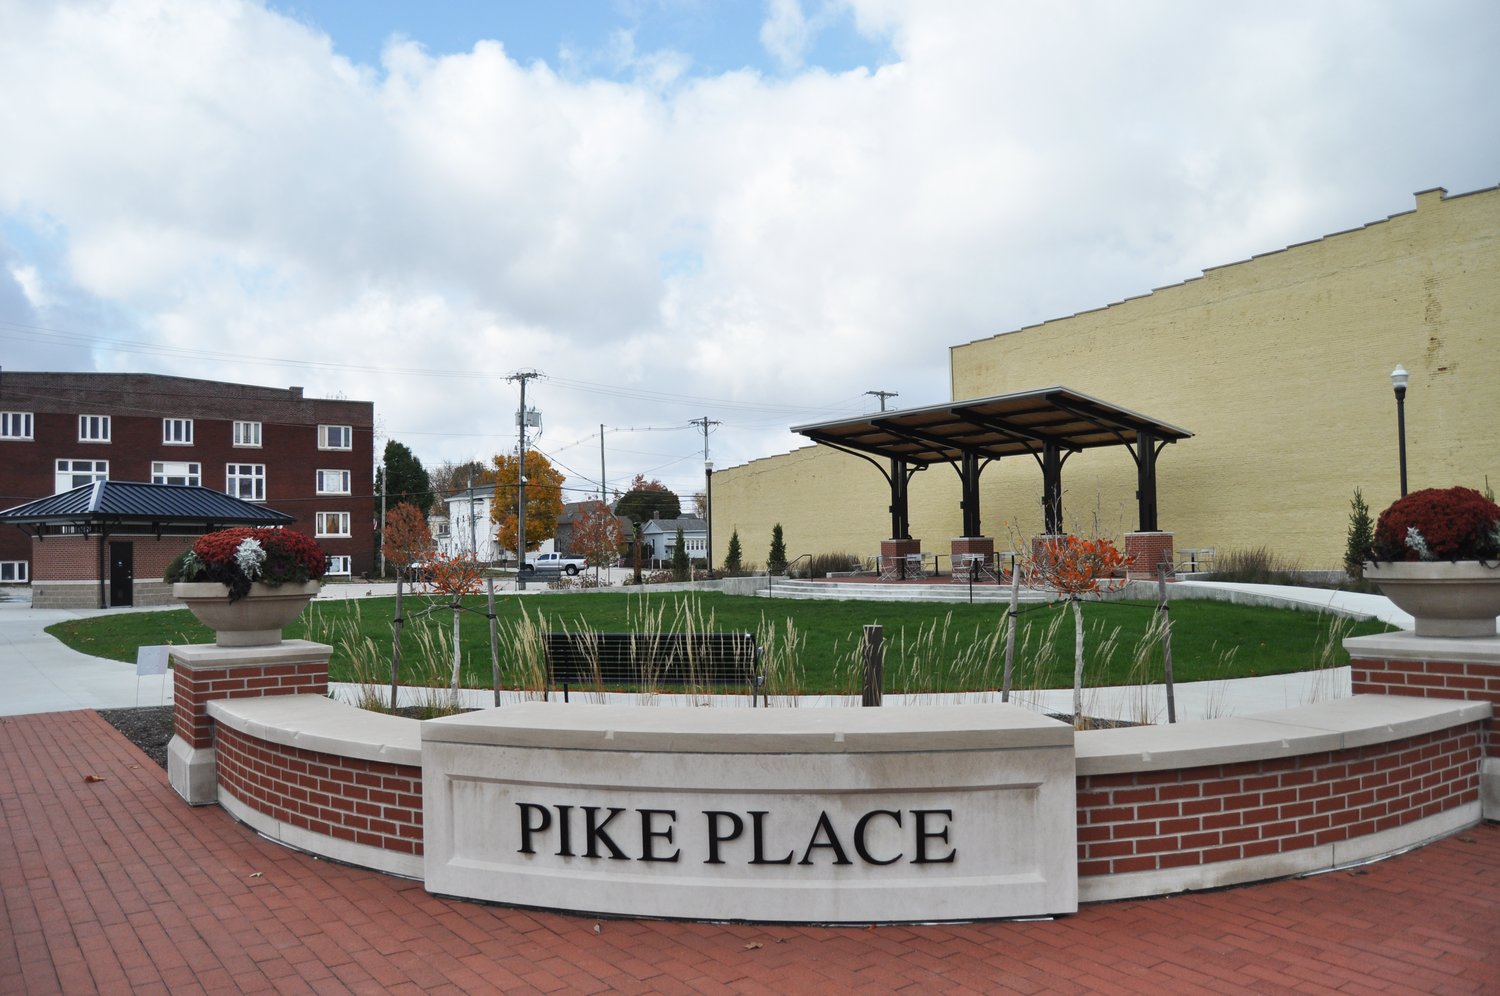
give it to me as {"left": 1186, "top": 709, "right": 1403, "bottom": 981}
{"left": 1364, "top": 561, "right": 1500, "bottom": 638}
{"left": 173, "top": 581, "right": 321, "bottom": 647}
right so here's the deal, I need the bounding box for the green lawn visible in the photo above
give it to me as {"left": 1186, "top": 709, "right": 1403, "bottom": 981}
{"left": 46, "top": 590, "right": 1394, "bottom": 696}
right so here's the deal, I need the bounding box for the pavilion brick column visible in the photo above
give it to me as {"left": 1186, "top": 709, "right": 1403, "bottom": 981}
{"left": 167, "top": 640, "right": 333, "bottom": 805}
{"left": 1125, "top": 531, "right": 1175, "bottom": 580}
{"left": 880, "top": 538, "right": 922, "bottom": 579}
{"left": 1345, "top": 632, "right": 1500, "bottom": 820}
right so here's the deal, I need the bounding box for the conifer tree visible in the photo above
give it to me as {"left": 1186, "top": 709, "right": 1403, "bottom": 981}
{"left": 724, "top": 529, "right": 743, "bottom": 574}
{"left": 768, "top": 523, "right": 787, "bottom": 575}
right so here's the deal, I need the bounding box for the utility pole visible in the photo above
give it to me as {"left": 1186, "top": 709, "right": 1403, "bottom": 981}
{"left": 689, "top": 416, "right": 721, "bottom": 577}
{"left": 508, "top": 370, "right": 541, "bottom": 590}
{"left": 599, "top": 424, "right": 607, "bottom": 503}
{"left": 467, "top": 468, "right": 478, "bottom": 559}
{"left": 865, "top": 389, "right": 898, "bottom": 412}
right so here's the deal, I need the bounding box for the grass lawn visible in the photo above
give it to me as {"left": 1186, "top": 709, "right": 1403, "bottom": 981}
{"left": 47, "top": 590, "right": 1395, "bottom": 695}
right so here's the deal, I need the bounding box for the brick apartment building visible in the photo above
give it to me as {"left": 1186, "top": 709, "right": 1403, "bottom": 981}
{"left": 0, "top": 372, "right": 375, "bottom": 600}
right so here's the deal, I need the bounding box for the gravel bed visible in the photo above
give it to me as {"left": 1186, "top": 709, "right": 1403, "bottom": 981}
{"left": 98, "top": 706, "right": 174, "bottom": 770}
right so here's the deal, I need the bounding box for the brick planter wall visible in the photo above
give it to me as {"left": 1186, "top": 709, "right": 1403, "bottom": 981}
{"left": 172, "top": 651, "right": 330, "bottom": 750}
{"left": 1351, "top": 654, "right": 1500, "bottom": 753}
{"left": 1076, "top": 723, "right": 1484, "bottom": 879}
{"left": 214, "top": 725, "right": 423, "bottom": 856}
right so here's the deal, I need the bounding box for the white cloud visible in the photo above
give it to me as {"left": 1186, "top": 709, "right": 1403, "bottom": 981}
{"left": 0, "top": 0, "right": 1497, "bottom": 499}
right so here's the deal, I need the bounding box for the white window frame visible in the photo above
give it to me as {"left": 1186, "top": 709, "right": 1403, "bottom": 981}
{"left": 162, "top": 418, "right": 194, "bottom": 445}
{"left": 318, "top": 424, "right": 352, "bottom": 450}
{"left": 233, "top": 420, "right": 262, "bottom": 448}
{"left": 55, "top": 459, "right": 108, "bottom": 492}
{"left": 226, "top": 463, "right": 266, "bottom": 502}
{"left": 316, "top": 469, "right": 351, "bottom": 495}
{"left": 325, "top": 555, "right": 352, "bottom": 576}
{"left": 316, "top": 511, "right": 351, "bottom": 537}
{"left": 78, "top": 414, "right": 111, "bottom": 443}
{"left": 1, "top": 412, "right": 33, "bottom": 440}
{"left": 152, "top": 461, "right": 202, "bottom": 487}
{"left": 0, "top": 561, "right": 29, "bottom": 583}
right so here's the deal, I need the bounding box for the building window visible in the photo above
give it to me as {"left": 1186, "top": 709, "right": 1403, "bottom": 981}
{"left": 316, "top": 511, "right": 351, "bottom": 537}
{"left": 55, "top": 459, "right": 108, "bottom": 492}
{"left": 78, "top": 415, "right": 111, "bottom": 443}
{"left": 1, "top": 412, "right": 33, "bottom": 440}
{"left": 318, "top": 424, "right": 352, "bottom": 450}
{"left": 316, "top": 469, "right": 351, "bottom": 495}
{"left": 233, "top": 420, "right": 262, "bottom": 447}
{"left": 0, "top": 561, "right": 28, "bottom": 583}
{"left": 152, "top": 461, "right": 201, "bottom": 486}
{"left": 226, "top": 463, "right": 266, "bottom": 502}
{"left": 162, "top": 418, "right": 194, "bottom": 445}
{"left": 326, "top": 555, "right": 352, "bottom": 576}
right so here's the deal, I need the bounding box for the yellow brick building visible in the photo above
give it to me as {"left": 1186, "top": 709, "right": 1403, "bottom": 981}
{"left": 712, "top": 186, "right": 1500, "bottom": 571}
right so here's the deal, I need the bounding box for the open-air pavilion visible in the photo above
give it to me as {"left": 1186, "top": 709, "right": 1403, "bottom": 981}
{"left": 792, "top": 386, "right": 1193, "bottom": 579}
{"left": 0, "top": 480, "right": 295, "bottom": 608}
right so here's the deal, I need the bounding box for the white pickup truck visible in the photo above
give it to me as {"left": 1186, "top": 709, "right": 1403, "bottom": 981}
{"left": 522, "top": 551, "right": 587, "bottom": 575}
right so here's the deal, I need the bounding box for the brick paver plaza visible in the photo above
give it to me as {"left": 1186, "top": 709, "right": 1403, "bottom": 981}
{"left": 3, "top": 710, "right": 1497, "bottom": 994}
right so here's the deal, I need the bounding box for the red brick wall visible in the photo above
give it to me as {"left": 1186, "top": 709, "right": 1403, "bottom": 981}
{"left": 0, "top": 372, "right": 375, "bottom": 573}
{"left": 1124, "top": 531, "right": 1174, "bottom": 579}
{"left": 1076, "top": 723, "right": 1484, "bottom": 878}
{"left": 214, "top": 725, "right": 423, "bottom": 856}
{"left": 1352, "top": 656, "right": 1500, "bottom": 753}
{"left": 30, "top": 535, "right": 98, "bottom": 581}
{"left": 173, "top": 661, "right": 329, "bottom": 749}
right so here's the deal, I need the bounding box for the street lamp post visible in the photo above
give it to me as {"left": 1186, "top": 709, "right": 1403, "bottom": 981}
{"left": 704, "top": 460, "right": 714, "bottom": 581}
{"left": 1391, "top": 364, "right": 1409, "bottom": 497}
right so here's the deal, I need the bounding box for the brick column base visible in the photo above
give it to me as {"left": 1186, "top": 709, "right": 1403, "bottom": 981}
{"left": 1345, "top": 632, "right": 1500, "bottom": 820}
{"left": 167, "top": 640, "right": 333, "bottom": 805}
{"left": 1125, "top": 531, "right": 1175, "bottom": 580}
{"left": 880, "top": 538, "right": 923, "bottom": 580}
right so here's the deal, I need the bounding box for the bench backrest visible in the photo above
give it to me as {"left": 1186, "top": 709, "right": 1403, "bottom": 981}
{"left": 543, "top": 631, "right": 759, "bottom": 687}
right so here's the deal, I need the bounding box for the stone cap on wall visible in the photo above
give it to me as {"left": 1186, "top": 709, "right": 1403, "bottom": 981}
{"left": 208, "top": 694, "right": 420, "bottom": 767}
{"left": 1076, "top": 695, "right": 1490, "bottom": 775}
{"left": 422, "top": 701, "right": 1073, "bottom": 754}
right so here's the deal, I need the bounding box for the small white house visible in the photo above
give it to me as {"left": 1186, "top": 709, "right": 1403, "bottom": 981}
{"left": 638, "top": 516, "right": 707, "bottom": 565}
{"left": 434, "top": 492, "right": 506, "bottom": 563}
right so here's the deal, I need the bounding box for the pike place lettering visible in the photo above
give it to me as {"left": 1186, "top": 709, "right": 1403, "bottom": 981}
{"left": 516, "top": 804, "right": 958, "bottom": 867}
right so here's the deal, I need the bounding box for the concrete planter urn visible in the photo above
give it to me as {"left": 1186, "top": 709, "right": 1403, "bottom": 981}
{"left": 173, "top": 581, "right": 321, "bottom": 647}
{"left": 1364, "top": 561, "right": 1500, "bottom": 638}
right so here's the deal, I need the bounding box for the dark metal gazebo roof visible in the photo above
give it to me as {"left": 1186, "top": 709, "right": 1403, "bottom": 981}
{"left": 792, "top": 387, "right": 1192, "bottom": 539}
{"left": 792, "top": 386, "right": 1191, "bottom": 464}
{"left": 0, "top": 481, "right": 294, "bottom": 538}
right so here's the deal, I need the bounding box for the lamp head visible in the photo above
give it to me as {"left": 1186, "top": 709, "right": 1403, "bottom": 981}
{"left": 1390, "top": 364, "right": 1409, "bottom": 394}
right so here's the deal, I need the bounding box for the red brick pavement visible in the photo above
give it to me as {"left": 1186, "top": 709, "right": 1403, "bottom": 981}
{"left": 3, "top": 710, "right": 1497, "bottom": 994}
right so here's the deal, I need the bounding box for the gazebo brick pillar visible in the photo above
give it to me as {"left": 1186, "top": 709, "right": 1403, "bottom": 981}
{"left": 880, "top": 538, "right": 922, "bottom": 579}
{"left": 951, "top": 536, "right": 995, "bottom": 565}
{"left": 1125, "top": 531, "right": 1175, "bottom": 580}
{"left": 167, "top": 640, "right": 332, "bottom": 805}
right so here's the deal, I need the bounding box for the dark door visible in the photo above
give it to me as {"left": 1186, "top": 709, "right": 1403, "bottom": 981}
{"left": 109, "top": 542, "right": 133, "bottom": 607}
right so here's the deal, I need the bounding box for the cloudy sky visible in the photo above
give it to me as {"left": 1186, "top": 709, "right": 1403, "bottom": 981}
{"left": 2, "top": 1, "right": 1497, "bottom": 502}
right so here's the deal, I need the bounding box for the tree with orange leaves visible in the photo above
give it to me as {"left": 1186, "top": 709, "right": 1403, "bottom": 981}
{"left": 426, "top": 551, "right": 485, "bottom": 690}
{"left": 491, "top": 450, "right": 566, "bottom": 556}
{"left": 382, "top": 503, "right": 434, "bottom": 582}
{"left": 1033, "top": 535, "right": 1132, "bottom": 726}
{"left": 570, "top": 500, "right": 627, "bottom": 578}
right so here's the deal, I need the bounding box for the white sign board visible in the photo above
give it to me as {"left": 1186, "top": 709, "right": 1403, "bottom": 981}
{"left": 136, "top": 645, "right": 170, "bottom": 676}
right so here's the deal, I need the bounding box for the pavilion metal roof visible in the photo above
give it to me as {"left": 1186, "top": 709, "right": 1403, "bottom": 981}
{"left": 0, "top": 481, "right": 294, "bottom": 536}
{"left": 792, "top": 386, "right": 1192, "bottom": 465}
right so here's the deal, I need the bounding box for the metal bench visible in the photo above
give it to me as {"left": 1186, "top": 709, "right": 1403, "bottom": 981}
{"left": 543, "top": 631, "right": 762, "bottom": 696}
